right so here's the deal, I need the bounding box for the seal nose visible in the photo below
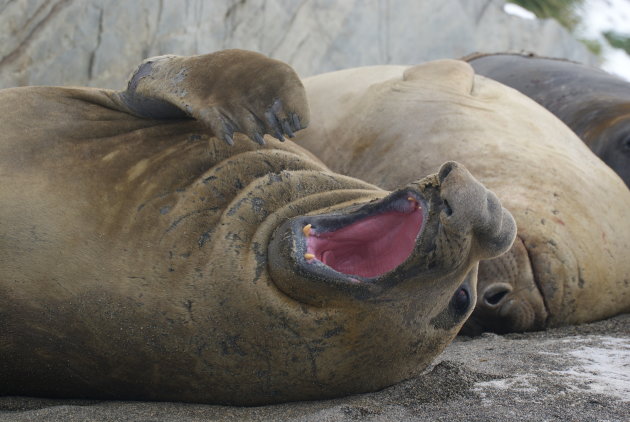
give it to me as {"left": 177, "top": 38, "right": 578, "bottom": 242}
{"left": 437, "top": 161, "right": 456, "bottom": 183}
{"left": 462, "top": 238, "right": 549, "bottom": 334}
{"left": 480, "top": 282, "right": 513, "bottom": 308}
{"left": 437, "top": 161, "right": 517, "bottom": 260}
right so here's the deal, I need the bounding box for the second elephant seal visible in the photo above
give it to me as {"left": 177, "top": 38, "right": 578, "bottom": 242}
{"left": 465, "top": 52, "right": 630, "bottom": 188}
{"left": 295, "top": 59, "right": 630, "bottom": 334}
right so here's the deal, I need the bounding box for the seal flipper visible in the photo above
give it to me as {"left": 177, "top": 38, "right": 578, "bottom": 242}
{"left": 119, "top": 57, "right": 189, "bottom": 120}
{"left": 116, "top": 50, "right": 310, "bottom": 145}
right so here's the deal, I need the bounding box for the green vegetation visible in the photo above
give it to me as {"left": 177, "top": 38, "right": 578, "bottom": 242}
{"left": 579, "top": 38, "right": 603, "bottom": 56}
{"left": 508, "top": 0, "right": 584, "bottom": 30}
{"left": 603, "top": 31, "right": 630, "bottom": 55}
{"left": 508, "top": 1, "right": 630, "bottom": 58}
{"left": 508, "top": 0, "right": 603, "bottom": 56}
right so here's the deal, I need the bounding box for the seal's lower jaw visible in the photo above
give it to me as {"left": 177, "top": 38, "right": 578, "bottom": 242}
{"left": 267, "top": 190, "right": 427, "bottom": 306}
{"left": 305, "top": 198, "right": 423, "bottom": 278}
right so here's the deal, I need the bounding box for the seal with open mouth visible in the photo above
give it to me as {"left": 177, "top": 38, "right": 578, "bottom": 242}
{"left": 0, "top": 51, "right": 515, "bottom": 404}
{"left": 295, "top": 59, "right": 630, "bottom": 335}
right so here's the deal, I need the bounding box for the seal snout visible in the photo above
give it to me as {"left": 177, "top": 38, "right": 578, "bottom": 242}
{"left": 303, "top": 193, "right": 424, "bottom": 278}
{"left": 461, "top": 237, "right": 548, "bottom": 335}
{"left": 437, "top": 161, "right": 516, "bottom": 261}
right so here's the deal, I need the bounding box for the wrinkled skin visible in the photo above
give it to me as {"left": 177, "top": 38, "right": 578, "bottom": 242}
{"left": 295, "top": 59, "right": 630, "bottom": 335}
{"left": 465, "top": 52, "right": 630, "bottom": 188}
{"left": 0, "top": 50, "right": 516, "bottom": 404}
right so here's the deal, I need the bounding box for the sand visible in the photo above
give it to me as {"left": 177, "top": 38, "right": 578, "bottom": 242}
{"left": 1, "top": 314, "right": 628, "bottom": 422}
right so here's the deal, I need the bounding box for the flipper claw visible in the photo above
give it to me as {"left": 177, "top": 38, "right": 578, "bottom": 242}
{"left": 291, "top": 113, "right": 302, "bottom": 131}
{"left": 223, "top": 133, "right": 234, "bottom": 146}
{"left": 281, "top": 119, "right": 295, "bottom": 138}
{"left": 253, "top": 132, "right": 266, "bottom": 145}
{"left": 119, "top": 51, "right": 309, "bottom": 147}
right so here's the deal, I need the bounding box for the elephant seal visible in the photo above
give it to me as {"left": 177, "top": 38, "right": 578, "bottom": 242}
{"left": 295, "top": 59, "right": 630, "bottom": 334}
{"left": 0, "top": 51, "right": 516, "bottom": 404}
{"left": 465, "top": 52, "right": 630, "bottom": 188}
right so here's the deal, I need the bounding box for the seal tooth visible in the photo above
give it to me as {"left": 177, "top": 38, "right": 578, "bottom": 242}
{"left": 303, "top": 224, "right": 312, "bottom": 237}
{"left": 304, "top": 253, "right": 315, "bottom": 260}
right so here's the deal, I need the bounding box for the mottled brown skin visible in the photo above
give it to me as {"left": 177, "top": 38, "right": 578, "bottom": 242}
{"left": 295, "top": 60, "right": 630, "bottom": 335}
{"left": 0, "top": 51, "right": 516, "bottom": 404}
{"left": 465, "top": 52, "right": 630, "bottom": 188}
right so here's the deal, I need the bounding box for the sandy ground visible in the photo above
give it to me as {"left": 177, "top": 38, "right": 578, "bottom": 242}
{"left": 1, "top": 314, "right": 628, "bottom": 422}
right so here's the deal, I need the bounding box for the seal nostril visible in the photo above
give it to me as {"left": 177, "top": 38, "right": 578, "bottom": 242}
{"left": 438, "top": 162, "right": 454, "bottom": 182}
{"left": 484, "top": 288, "right": 509, "bottom": 306}
{"left": 443, "top": 199, "right": 453, "bottom": 216}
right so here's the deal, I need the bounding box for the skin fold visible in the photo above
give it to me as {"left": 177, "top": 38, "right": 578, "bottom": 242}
{"left": 295, "top": 59, "right": 630, "bottom": 334}
{"left": 0, "top": 50, "right": 515, "bottom": 404}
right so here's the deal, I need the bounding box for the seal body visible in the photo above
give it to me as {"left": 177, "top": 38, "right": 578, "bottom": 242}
{"left": 295, "top": 60, "right": 630, "bottom": 334}
{"left": 0, "top": 51, "right": 516, "bottom": 404}
{"left": 465, "top": 52, "right": 630, "bottom": 188}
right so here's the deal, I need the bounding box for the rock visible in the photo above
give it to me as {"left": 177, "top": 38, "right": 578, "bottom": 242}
{"left": 0, "top": 0, "right": 597, "bottom": 89}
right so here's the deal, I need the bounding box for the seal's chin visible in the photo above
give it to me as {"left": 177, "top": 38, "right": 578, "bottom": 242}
{"left": 304, "top": 197, "right": 423, "bottom": 278}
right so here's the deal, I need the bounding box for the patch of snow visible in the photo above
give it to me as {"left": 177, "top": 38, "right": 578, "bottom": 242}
{"left": 475, "top": 374, "right": 539, "bottom": 394}
{"left": 503, "top": 3, "right": 536, "bottom": 20}
{"left": 553, "top": 337, "right": 630, "bottom": 402}
{"left": 599, "top": 46, "right": 630, "bottom": 81}
{"left": 473, "top": 336, "right": 630, "bottom": 402}
{"left": 579, "top": 0, "right": 630, "bottom": 37}
{"left": 577, "top": 0, "right": 630, "bottom": 81}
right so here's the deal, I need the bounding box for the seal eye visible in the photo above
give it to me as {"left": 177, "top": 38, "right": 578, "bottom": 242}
{"left": 451, "top": 286, "right": 471, "bottom": 315}
{"left": 622, "top": 137, "right": 630, "bottom": 152}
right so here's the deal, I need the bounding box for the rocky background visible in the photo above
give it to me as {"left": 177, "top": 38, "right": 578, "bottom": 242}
{"left": 1, "top": 0, "right": 596, "bottom": 89}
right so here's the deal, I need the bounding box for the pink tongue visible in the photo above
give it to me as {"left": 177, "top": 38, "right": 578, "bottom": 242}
{"left": 306, "top": 209, "right": 423, "bottom": 278}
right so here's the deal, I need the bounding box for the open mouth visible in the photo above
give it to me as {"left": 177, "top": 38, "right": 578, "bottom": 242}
{"left": 303, "top": 193, "right": 424, "bottom": 278}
